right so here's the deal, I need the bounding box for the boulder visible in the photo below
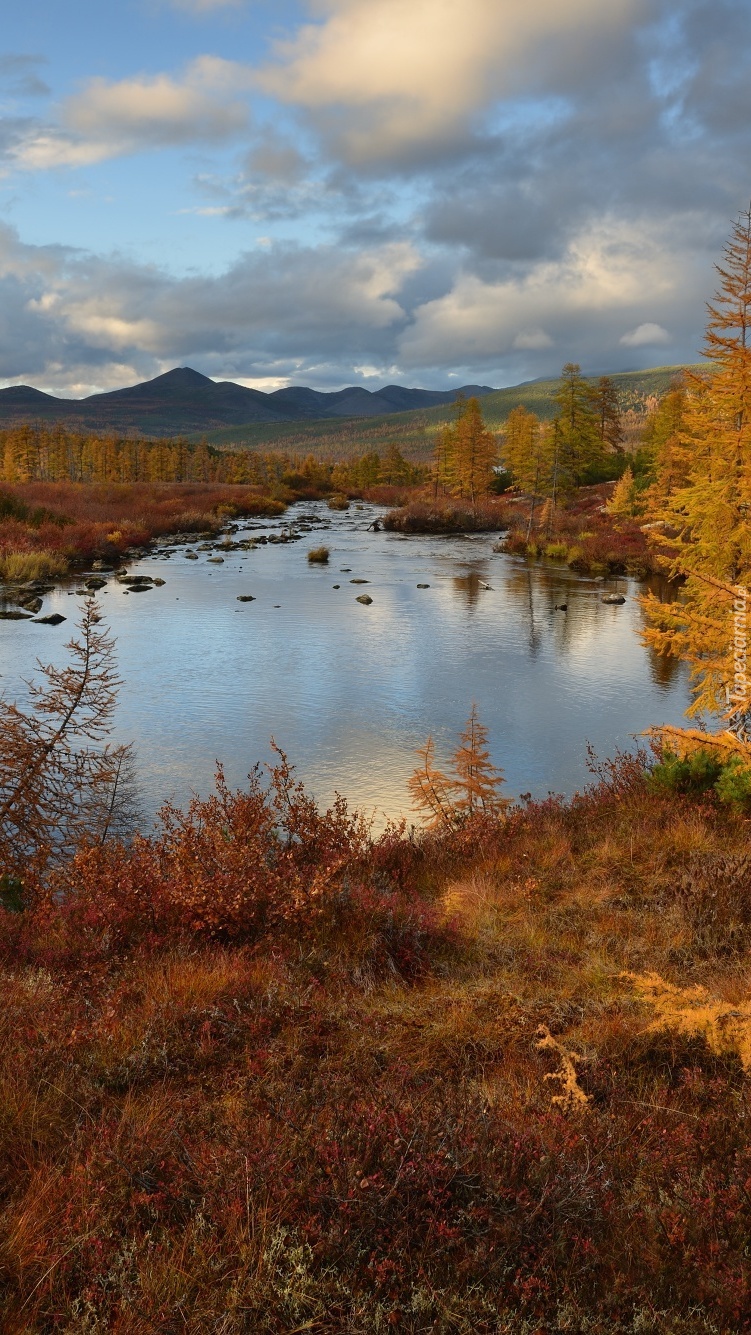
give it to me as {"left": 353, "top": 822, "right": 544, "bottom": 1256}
{"left": 236, "top": 595, "right": 256, "bottom": 602}
{"left": 356, "top": 594, "right": 373, "bottom": 605}
{"left": 416, "top": 583, "right": 430, "bottom": 589}
{"left": 601, "top": 593, "right": 626, "bottom": 605}
{"left": 207, "top": 556, "right": 225, "bottom": 564}
{"left": 350, "top": 578, "right": 370, "bottom": 584}
{"left": 34, "top": 613, "right": 66, "bottom": 625}
{"left": 0, "top": 609, "right": 32, "bottom": 620}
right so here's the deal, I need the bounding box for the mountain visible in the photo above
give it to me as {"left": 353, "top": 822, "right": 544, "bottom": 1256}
{"left": 0, "top": 367, "right": 496, "bottom": 438}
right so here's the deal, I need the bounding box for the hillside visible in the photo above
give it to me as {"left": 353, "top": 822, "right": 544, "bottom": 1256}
{"left": 191, "top": 365, "right": 699, "bottom": 461}
{"left": 0, "top": 367, "right": 494, "bottom": 438}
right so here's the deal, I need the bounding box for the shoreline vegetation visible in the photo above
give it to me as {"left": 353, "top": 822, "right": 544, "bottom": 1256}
{"left": 3, "top": 210, "right": 751, "bottom": 1329}
{"left": 2, "top": 629, "right": 751, "bottom": 1327}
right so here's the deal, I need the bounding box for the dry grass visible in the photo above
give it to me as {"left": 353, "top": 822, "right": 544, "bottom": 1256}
{"left": 307, "top": 545, "right": 330, "bottom": 563}
{"left": 0, "top": 549, "right": 68, "bottom": 582}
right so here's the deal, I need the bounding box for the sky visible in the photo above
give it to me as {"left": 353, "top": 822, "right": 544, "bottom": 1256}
{"left": 0, "top": 0, "right": 749, "bottom": 397}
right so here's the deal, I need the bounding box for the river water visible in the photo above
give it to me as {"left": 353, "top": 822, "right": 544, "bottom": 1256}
{"left": 0, "top": 500, "right": 689, "bottom": 826}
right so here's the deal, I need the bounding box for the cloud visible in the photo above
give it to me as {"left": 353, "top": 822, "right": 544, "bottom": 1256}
{"left": 513, "top": 328, "right": 553, "bottom": 350}
{"left": 0, "top": 222, "right": 422, "bottom": 393}
{"left": 11, "top": 58, "right": 250, "bottom": 168}
{"left": 620, "top": 322, "right": 671, "bottom": 347}
{"left": 397, "top": 216, "right": 701, "bottom": 375}
{"left": 259, "top": 0, "right": 648, "bottom": 163}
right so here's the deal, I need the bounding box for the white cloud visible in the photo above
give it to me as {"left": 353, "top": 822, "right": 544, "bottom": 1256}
{"left": 259, "top": 0, "right": 647, "bottom": 161}
{"left": 620, "top": 321, "right": 671, "bottom": 347}
{"left": 12, "top": 58, "right": 250, "bottom": 169}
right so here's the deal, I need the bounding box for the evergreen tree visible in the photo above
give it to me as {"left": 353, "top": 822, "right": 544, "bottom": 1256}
{"left": 553, "top": 363, "right": 606, "bottom": 486}
{"left": 592, "top": 375, "right": 624, "bottom": 451}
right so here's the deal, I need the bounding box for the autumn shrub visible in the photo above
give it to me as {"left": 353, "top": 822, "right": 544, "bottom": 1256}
{"left": 383, "top": 497, "right": 509, "bottom": 533}
{"left": 0, "top": 482, "right": 289, "bottom": 573}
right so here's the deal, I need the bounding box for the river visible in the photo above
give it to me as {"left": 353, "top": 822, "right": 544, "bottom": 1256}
{"left": 0, "top": 499, "right": 689, "bottom": 826}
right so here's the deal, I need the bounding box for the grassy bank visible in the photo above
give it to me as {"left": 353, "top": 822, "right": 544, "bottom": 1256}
{"left": 0, "top": 482, "right": 287, "bottom": 580}
{"left": 2, "top": 751, "right": 751, "bottom": 1331}
{"left": 501, "top": 484, "right": 659, "bottom": 577}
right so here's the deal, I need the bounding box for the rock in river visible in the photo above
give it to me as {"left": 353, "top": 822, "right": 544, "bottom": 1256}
{"left": 601, "top": 593, "right": 626, "bottom": 605}
{"left": 237, "top": 595, "right": 256, "bottom": 602}
{"left": 356, "top": 594, "right": 373, "bottom": 605}
{"left": 34, "top": 613, "right": 67, "bottom": 625}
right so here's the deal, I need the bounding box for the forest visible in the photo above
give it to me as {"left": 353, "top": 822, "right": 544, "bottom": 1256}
{"left": 1, "top": 210, "right": 751, "bottom": 1331}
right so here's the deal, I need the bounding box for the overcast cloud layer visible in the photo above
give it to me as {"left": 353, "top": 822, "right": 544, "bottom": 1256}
{"left": 0, "top": 0, "right": 749, "bottom": 394}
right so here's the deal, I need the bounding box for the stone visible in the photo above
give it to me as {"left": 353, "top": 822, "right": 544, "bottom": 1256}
{"left": 350, "top": 578, "right": 369, "bottom": 584}
{"left": 85, "top": 577, "right": 107, "bottom": 590}
{"left": 207, "top": 557, "right": 225, "bottom": 563}
{"left": 34, "top": 613, "right": 66, "bottom": 625}
{"left": 601, "top": 593, "right": 626, "bottom": 605}
{"left": 416, "top": 584, "right": 430, "bottom": 588}
{"left": 356, "top": 594, "right": 373, "bottom": 605}
{"left": 236, "top": 595, "right": 256, "bottom": 602}
{"left": 0, "top": 609, "right": 32, "bottom": 620}
{"left": 185, "top": 552, "right": 199, "bottom": 560}
{"left": 152, "top": 578, "right": 166, "bottom": 586}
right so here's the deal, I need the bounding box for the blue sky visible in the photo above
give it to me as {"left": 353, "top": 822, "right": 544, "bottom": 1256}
{"left": 0, "top": 0, "right": 750, "bottom": 395}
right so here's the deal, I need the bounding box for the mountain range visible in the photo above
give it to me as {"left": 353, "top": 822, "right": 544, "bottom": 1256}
{"left": 0, "top": 367, "right": 495, "bottom": 438}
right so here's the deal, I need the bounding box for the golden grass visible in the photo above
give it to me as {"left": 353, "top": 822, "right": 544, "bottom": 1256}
{"left": 0, "top": 549, "right": 68, "bottom": 582}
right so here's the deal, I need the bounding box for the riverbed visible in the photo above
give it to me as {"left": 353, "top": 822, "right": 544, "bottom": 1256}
{"left": 0, "top": 500, "right": 689, "bottom": 825}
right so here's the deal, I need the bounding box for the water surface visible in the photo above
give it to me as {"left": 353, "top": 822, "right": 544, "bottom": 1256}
{"left": 0, "top": 501, "right": 689, "bottom": 824}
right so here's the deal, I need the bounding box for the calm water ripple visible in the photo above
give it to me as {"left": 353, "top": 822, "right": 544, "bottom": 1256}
{"left": 0, "top": 500, "right": 689, "bottom": 825}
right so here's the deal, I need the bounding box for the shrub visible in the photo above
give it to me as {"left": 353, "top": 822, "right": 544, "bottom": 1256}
{"left": 327, "top": 494, "right": 350, "bottom": 511}
{"left": 648, "top": 748, "right": 724, "bottom": 797}
{"left": 307, "top": 545, "right": 330, "bottom": 563}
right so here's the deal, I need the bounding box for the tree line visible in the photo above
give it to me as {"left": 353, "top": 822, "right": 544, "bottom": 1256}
{"left": 0, "top": 425, "right": 424, "bottom": 493}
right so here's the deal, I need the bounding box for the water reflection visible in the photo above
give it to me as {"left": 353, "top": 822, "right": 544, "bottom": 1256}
{"left": 0, "top": 500, "right": 691, "bottom": 824}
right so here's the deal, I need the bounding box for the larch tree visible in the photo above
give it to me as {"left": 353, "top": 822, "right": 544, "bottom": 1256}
{"left": 432, "top": 422, "right": 457, "bottom": 497}
{"left": 452, "top": 397, "right": 497, "bottom": 508}
{"left": 606, "top": 465, "right": 638, "bottom": 519}
{"left": 642, "top": 205, "right": 751, "bottom": 739}
{"left": 0, "top": 600, "right": 136, "bottom": 888}
{"left": 409, "top": 707, "right": 508, "bottom": 827}
{"left": 407, "top": 737, "right": 458, "bottom": 829}
{"left": 450, "top": 705, "right": 509, "bottom": 818}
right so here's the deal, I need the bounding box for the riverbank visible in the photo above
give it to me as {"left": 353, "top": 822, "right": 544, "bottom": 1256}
{"left": 2, "top": 751, "right": 750, "bottom": 1331}
{"left": 0, "top": 481, "right": 288, "bottom": 582}
{"left": 380, "top": 484, "right": 660, "bottom": 577}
